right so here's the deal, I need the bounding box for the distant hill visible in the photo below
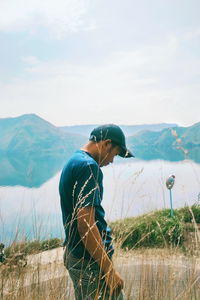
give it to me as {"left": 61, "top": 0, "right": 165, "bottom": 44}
{"left": 60, "top": 123, "right": 178, "bottom": 137}
{"left": 127, "top": 122, "right": 200, "bottom": 162}
{"left": 0, "top": 114, "right": 86, "bottom": 156}
{"left": 0, "top": 114, "right": 199, "bottom": 186}
{"left": 0, "top": 115, "right": 178, "bottom": 156}
{"left": 0, "top": 114, "right": 87, "bottom": 187}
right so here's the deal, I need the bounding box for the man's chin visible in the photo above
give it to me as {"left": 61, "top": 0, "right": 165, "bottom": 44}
{"left": 100, "top": 162, "right": 109, "bottom": 167}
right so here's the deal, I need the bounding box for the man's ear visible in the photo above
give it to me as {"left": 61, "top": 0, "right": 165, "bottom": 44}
{"left": 104, "top": 139, "right": 112, "bottom": 147}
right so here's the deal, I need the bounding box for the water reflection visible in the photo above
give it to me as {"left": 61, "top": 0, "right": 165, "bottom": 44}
{"left": 0, "top": 152, "right": 70, "bottom": 188}
{"left": 1, "top": 158, "right": 200, "bottom": 244}
{"left": 0, "top": 146, "right": 199, "bottom": 188}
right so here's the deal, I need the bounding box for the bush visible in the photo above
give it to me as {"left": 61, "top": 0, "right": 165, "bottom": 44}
{"left": 110, "top": 206, "right": 200, "bottom": 250}
{"left": 177, "top": 205, "right": 200, "bottom": 223}
{"left": 5, "top": 238, "right": 63, "bottom": 257}
{"left": 39, "top": 238, "right": 62, "bottom": 251}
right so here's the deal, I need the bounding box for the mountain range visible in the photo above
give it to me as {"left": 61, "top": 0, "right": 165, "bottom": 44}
{"left": 61, "top": 123, "right": 177, "bottom": 137}
{"left": 127, "top": 122, "right": 200, "bottom": 162}
{"left": 0, "top": 114, "right": 86, "bottom": 187}
{"left": 0, "top": 114, "right": 199, "bottom": 160}
{"left": 0, "top": 114, "right": 86, "bottom": 156}
{"left": 0, "top": 114, "right": 199, "bottom": 187}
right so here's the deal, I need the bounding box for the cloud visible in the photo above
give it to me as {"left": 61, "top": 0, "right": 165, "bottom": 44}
{"left": 1, "top": 36, "right": 200, "bottom": 126}
{"left": 0, "top": 0, "right": 94, "bottom": 38}
{"left": 184, "top": 28, "right": 200, "bottom": 40}
{"left": 22, "top": 56, "right": 40, "bottom": 65}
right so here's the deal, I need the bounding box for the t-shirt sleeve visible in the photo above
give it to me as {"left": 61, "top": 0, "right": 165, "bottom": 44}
{"left": 73, "top": 162, "right": 101, "bottom": 209}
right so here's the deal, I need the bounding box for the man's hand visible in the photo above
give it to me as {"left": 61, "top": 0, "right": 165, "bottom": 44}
{"left": 77, "top": 207, "right": 124, "bottom": 296}
{"left": 104, "top": 268, "right": 124, "bottom": 296}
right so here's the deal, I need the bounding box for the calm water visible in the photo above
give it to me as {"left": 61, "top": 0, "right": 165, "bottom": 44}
{"left": 0, "top": 158, "right": 200, "bottom": 244}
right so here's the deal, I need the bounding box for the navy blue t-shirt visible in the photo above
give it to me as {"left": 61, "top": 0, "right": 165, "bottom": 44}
{"left": 59, "top": 150, "right": 114, "bottom": 259}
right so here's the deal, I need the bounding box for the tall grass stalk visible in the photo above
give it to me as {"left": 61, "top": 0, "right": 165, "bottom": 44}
{"left": 1, "top": 209, "right": 199, "bottom": 300}
{"left": 1, "top": 246, "right": 199, "bottom": 299}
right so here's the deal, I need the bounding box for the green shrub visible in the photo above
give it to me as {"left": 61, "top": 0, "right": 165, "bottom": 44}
{"left": 39, "top": 238, "right": 62, "bottom": 251}
{"left": 25, "top": 240, "right": 41, "bottom": 254}
{"left": 4, "top": 242, "right": 27, "bottom": 258}
{"left": 5, "top": 238, "right": 63, "bottom": 257}
{"left": 110, "top": 206, "right": 200, "bottom": 250}
{"left": 177, "top": 205, "right": 200, "bottom": 223}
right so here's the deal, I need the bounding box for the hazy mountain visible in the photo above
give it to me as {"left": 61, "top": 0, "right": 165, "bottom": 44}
{"left": 127, "top": 122, "right": 200, "bottom": 162}
{"left": 0, "top": 114, "right": 86, "bottom": 187}
{"left": 0, "top": 114, "right": 177, "bottom": 157}
{"left": 60, "top": 123, "right": 178, "bottom": 137}
{"left": 0, "top": 114, "right": 199, "bottom": 187}
{"left": 0, "top": 114, "right": 86, "bottom": 156}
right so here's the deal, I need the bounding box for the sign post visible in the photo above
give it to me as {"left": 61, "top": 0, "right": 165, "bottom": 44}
{"left": 169, "top": 189, "right": 173, "bottom": 217}
{"left": 166, "top": 175, "right": 175, "bottom": 217}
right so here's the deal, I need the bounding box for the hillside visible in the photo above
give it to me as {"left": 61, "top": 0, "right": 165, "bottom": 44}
{"left": 0, "top": 114, "right": 199, "bottom": 164}
{"left": 0, "top": 114, "right": 86, "bottom": 156}
{"left": 127, "top": 122, "right": 200, "bottom": 162}
{"left": 111, "top": 205, "right": 200, "bottom": 252}
{"left": 0, "top": 114, "right": 179, "bottom": 159}
{"left": 0, "top": 114, "right": 86, "bottom": 187}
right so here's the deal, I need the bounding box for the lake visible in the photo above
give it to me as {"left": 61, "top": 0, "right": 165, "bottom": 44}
{"left": 0, "top": 157, "right": 200, "bottom": 245}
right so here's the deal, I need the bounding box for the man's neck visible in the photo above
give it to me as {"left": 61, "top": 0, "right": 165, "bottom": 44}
{"left": 80, "top": 142, "right": 99, "bottom": 164}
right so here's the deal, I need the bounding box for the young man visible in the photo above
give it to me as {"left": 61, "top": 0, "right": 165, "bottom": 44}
{"left": 59, "top": 124, "right": 134, "bottom": 300}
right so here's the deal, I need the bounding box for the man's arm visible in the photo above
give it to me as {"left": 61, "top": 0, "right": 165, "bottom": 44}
{"left": 77, "top": 206, "right": 124, "bottom": 294}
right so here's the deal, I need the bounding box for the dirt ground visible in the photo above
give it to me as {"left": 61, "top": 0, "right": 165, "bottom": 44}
{"left": 1, "top": 247, "right": 200, "bottom": 299}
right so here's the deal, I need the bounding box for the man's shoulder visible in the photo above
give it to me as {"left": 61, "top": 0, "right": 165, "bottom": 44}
{"left": 64, "top": 150, "right": 100, "bottom": 174}
{"left": 71, "top": 150, "right": 97, "bottom": 166}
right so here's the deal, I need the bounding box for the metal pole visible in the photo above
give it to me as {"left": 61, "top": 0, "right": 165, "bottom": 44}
{"left": 169, "top": 189, "right": 174, "bottom": 217}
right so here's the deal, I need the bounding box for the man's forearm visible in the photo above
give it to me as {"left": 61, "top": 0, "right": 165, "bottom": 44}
{"left": 77, "top": 207, "right": 124, "bottom": 295}
{"left": 78, "top": 222, "right": 113, "bottom": 274}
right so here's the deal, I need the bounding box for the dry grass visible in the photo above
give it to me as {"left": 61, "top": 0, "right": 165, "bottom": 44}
{"left": 1, "top": 204, "right": 199, "bottom": 299}
{"left": 1, "top": 205, "right": 200, "bottom": 299}
{"left": 1, "top": 242, "right": 200, "bottom": 300}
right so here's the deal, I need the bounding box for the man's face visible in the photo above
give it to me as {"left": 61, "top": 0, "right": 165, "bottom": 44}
{"left": 98, "top": 140, "right": 121, "bottom": 167}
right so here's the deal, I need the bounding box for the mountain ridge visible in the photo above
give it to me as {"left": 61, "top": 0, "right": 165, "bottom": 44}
{"left": 127, "top": 122, "right": 200, "bottom": 162}
{"left": 60, "top": 123, "right": 178, "bottom": 137}
{"left": 0, "top": 113, "right": 86, "bottom": 155}
{"left": 0, "top": 114, "right": 199, "bottom": 163}
{"left": 0, "top": 114, "right": 199, "bottom": 187}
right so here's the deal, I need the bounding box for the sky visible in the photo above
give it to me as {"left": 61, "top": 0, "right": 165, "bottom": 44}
{"left": 0, "top": 0, "right": 200, "bottom": 127}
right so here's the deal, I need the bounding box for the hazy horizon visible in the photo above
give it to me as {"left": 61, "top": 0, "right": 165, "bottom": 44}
{"left": 0, "top": 112, "right": 183, "bottom": 127}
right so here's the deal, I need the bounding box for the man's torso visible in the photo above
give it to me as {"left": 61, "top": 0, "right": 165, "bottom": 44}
{"left": 59, "top": 150, "right": 114, "bottom": 259}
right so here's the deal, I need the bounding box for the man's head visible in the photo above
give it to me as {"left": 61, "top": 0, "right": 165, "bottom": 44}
{"left": 88, "top": 124, "right": 134, "bottom": 167}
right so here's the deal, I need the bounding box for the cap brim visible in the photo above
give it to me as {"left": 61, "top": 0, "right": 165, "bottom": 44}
{"left": 119, "top": 148, "right": 134, "bottom": 158}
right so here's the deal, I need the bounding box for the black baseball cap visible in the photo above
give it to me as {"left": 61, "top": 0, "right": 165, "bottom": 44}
{"left": 89, "top": 124, "right": 134, "bottom": 158}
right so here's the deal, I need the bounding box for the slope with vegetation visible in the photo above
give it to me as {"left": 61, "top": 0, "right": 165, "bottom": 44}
{"left": 4, "top": 205, "right": 200, "bottom": 258}
{"left": 127, "top": 122, "right": 200, "bottom": 162}
{"left": 110, "top": 205, "right": 200, "bottom": 254}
